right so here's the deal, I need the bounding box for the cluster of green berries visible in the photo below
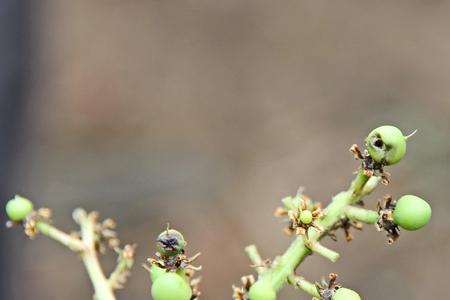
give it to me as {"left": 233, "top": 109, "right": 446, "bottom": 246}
{"left": 5, "top": 195, "right": 34, "bottom": 222}
{"left": 366, "top": 126, "right": 432, "bottom": 231}
{"left": 3, "top": 126, "right": 432, "bottom": 300}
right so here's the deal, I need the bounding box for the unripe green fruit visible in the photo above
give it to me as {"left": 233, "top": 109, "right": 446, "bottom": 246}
{"left": 332, "top": 288, "right": 361, "bottom": 300}
{"left": 151, "top": 272, "right": 192, "bottom": 300}
{"left": 5, "top": 195, "right": 34, "bottom": 222}
{"left": 156, "top": 229, "right": 186, "bottom": 256}
{"left": 299, "top": 210, "right": 313, "bottom": 224}
{"left": 365, "top": 125, "right": 407, "bottom": 165}
{"left": 149, "top": 264, "right": 166, "bottom": 282}
{"left": 393, "top": 195, "right": 431, "bottom": 231}
{"left": 248, "top": 281, "right": 276, "bottom": 300}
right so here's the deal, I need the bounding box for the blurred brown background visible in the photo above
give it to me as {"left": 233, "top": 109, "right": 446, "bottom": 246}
{"left": 1, "top": 1, "right": 449, "bottom": 299}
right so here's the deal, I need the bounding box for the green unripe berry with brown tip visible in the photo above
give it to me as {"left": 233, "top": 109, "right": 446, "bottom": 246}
{"left": 393, "top": 195, "right": 431, "bottom": 231}
{"left": 5, "top": 195, "right": 34, "bottom": 222}
{"left": 156, "top": 229, "right": 186, "bottom": 256}
{"left": 332, "top": 288, "right": 361, "bottom": 300}
{"left": 151, "top": 272, "right": 192, "bottom": 300}
{"left": 365, "top": 125, "right": 407, "bottom": 165}
{"left": 299, "top": 210, "right": 313, "bottom": 224}
{"left": 248, "top": 281, "right": 276, "bottom": 300}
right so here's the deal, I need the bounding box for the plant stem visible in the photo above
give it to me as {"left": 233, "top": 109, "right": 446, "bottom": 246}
{"left": 258, "top": 170, "right": 372, "bottom": 292}
{"left": 245, "top": 245, "right": 266, "bottom": 275}
{"left": 77, "top": 209, "right": 116, "bottom": 300}
{"left": 108, "top": 244, "right": 136, "bottom": 290}
{"left": 345, "top": 206, "right": 379, "bottom": 224}
{"left": 308, "top": 241, "right": 339, "bottom": 262}
{"left": 287, "top": 275, "right": 320, "bottom": 298}
{"left": 36, "top": 222, "right": 85, "bottom": 251}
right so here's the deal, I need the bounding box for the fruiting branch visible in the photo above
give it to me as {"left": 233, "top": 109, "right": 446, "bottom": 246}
{"left": 4, "top": 126, "right": 432, "bottom": 300}
{"left": 266, "top": 170, "right": 372, "bottom": 293}
{"left": 5, "top": 198, "right": 136, "bottom": 300}
{"left": 237, "top": 126, "right": 432, "bottom": 300}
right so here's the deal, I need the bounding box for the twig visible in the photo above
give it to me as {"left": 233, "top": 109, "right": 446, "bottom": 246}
{"left": 108, "top": 244, "right": 137, "bottom": 290}
{"left": 345, "top": 206, "right": 379, "bottom": 224}
{"left": 254, "top": 170, "right": 374, "bottom": 292}
{"left": 35, "top": 222, "right": 85, "bottom": 251}
{"left": 245, "top": 245, "right": 266, "bottom": 275}
{"left": 287, "top": 274, "right": 320, "bottom": 298}
{"left": 75, "top": 208, "right": 116, "bottom": 300}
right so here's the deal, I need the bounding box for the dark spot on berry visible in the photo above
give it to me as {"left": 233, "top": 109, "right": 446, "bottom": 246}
{"left": 373, "top": 138, "right": 384, "bottom": 148}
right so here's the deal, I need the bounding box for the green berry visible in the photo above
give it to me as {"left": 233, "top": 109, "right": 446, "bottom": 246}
{"left": 151, "top": 272, "right": 192, "bottom": 300}
{"left": 5, "top": 195, "right": 34, "bottom": 222}
{"left": 299, "top": 210, "right": 313, "bottom": 224}
{"left": 365, "top": 125, "right": 407, "bottom": 165}
{"left": 332, "top": 288, "right": 361, "bottom": 300}
{"left": 149, "top": 264, "right": 166, "bottom": 282}
{"left": 156, "top": 229, "right": 186, "bottom": 256}
{"left": 393, "top": 195, "right": 431, "bottom": 231}
{"left": 248, "top": 281, "right": 276, "bottom": 300}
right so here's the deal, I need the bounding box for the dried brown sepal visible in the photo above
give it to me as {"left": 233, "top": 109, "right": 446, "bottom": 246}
{"left": 376, "top": 195, "right": 400, "bottom": 244}
{"left": 314, "top": 273, "right": 341, "bottom": 300}
{"left": 274, "top": 206, "right": 287, "bottom": 217}
{"left": 350, "top": 144, "right": 390, "bottom": 185}
{"left": 23, "top": 208, "right": 53, "bottom": 239}
{"left": 109, "top": 244, "right": 137, "bottom": 290}
{"left": 232, "top": 275, "right": 255, "bottom": 300}
{"left": 92, "top": 215, "right": 122, "bottom": 254}
{"left": 325, "top": 218, "right": 363, "bottom": 242}
{"left": 277, "top": 196, "right": 323, "bottom": 239}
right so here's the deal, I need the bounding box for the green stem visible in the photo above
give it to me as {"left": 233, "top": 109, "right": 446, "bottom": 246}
{"left": 245, "top": 245, "right": 266, "bottom": 275}
{"left": 76, "top": 210, "right": 116, "bottom": 300}
{"left": 262, "top": 170, "right": 372, "bottom": 292}
{"left": 36, "top": 222, "right": 85, "bottom": 251}
{"left": 287, "top": 275, "right": 320, "bottom": 298}
{"left": 308, "top": 241, "right": 340, "bottom": 262}
{"left": 345, "top": 206, "right": 379, "bottom": 224}
{"left": 108, "top": 244, "right": 136, "bottom": 290}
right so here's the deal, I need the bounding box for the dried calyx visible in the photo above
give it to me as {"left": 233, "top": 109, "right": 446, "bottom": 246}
{"left": 314, "top": 273, "right": 361, "bottom": 300}
{"left": 275, "top": 191, "right": 323, "bottom": 238}
{"left": 376, "top": 194, "right": 432, "bottom": 244}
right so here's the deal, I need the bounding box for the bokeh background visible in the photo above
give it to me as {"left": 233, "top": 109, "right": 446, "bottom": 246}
{"left": 1, "top": 1, "right": 449, "bottom": 299}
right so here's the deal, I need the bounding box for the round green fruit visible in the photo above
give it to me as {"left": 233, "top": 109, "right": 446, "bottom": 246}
{"left": 299, "top": 210, "right": 313, "bottom": 224}
{"left": 248, "top": 281, "right": 276, "bottom": 300}
{"left": 156, "top": 229, "right": 186, "bottom": 256}
{"left": 393, "top": 195, "right": 431, "bottom": 231}
{"left": 332, "top": 288, "right": 361, "bottom": 300}
{"left": 365, "top": 125, "right": 407, "bottom": 165}
{"left": 151, "top": 272, "right": 192, "bottom": 300}
{"left": 149, "top": 264, "right": 166, "bottom": 282}
{"left": 5, "top": 195, "right": 34, "bottom": 222}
